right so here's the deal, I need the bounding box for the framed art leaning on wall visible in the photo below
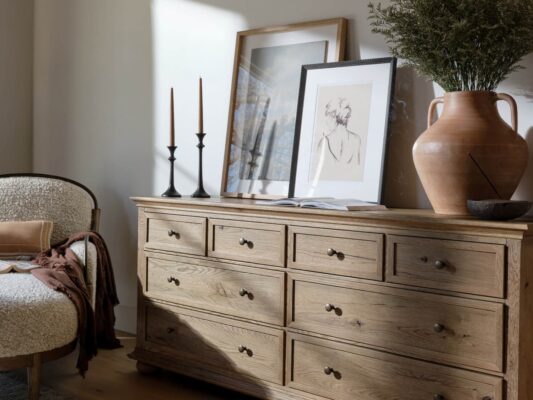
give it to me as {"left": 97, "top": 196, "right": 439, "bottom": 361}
{"left": 221, "top": 18, "right": 347, "bottom": 198}
{"left": 290, "top": 58, "right": 397, "bottom": 203}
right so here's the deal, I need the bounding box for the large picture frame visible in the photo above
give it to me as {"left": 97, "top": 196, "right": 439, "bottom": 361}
{"left": 221, "top": 18, "right": 347, "bottom": 199}
{"left": 290, "top": 58, "right": 397, "bottom": 202}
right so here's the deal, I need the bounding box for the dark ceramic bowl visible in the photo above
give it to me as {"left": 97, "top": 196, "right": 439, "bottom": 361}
{"left": 467, "top": 199, "right": 532, "bottom": 221}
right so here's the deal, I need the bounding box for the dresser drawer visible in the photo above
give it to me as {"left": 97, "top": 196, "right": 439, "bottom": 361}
{"left": 288, "top": 274, "right": 503, "bottom": 372}
{"left": 288, "top": 226, "right": 383, "bottom": 280}
{"left": 208, "top": 219, "right": 285, "bottom": 266}
{"left": 387, "top": 235, "right": 505, "bottom": 298}
{"left": 144, "top": 304, "right": 284, "bottom": 385}
{"left": 144, "top": 255, "right": 285, "bottom": 325}
{"left": 287, "top": 333, "right": 502, "bottom": 400}
{"left": 145, "top": 212, "right": 206, "bottom": 256}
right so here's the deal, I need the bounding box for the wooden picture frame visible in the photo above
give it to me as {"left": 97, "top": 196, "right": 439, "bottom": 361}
{"left": 221, "top": 18, "right": 347, "bottom": 199}
{"left": 289, "top": 58, "right": 397, "bottom": 203}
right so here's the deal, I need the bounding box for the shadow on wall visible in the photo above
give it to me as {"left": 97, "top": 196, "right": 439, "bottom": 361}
{"left": 518, "top": 127, "right": 533, "bottom": 206}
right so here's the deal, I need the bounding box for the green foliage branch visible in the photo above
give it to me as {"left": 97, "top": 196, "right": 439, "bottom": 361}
{"left": 368, "top": 0, "right": 533, "bottom": 92}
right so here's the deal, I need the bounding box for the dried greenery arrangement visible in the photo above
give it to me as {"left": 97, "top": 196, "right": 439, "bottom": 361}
{"left": 368, "top": 0, "right": 533, "bottom": 92}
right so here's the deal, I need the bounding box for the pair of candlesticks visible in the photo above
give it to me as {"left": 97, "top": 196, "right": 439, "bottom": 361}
{"left": 161, "top": 133, "right": 210, "bottom": 198}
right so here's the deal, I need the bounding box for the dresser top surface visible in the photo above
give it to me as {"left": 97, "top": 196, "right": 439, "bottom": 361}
{"left": 131, "top": 196, "right": 533, "bottom": 235}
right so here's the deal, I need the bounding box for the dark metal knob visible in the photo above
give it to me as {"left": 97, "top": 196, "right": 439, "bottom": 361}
{"left": 481, "top": 397, "right": 492, "bottom": 400}
{"left": 327, "top": 248, "right": 337, "bottom": 257}
{"left": 434, "top": 260, "right": 446, "bottom": 269}
{"left": 325, "top": 304, "right": 336, "bottom": 312}
{"left": 239, "top": 237, "right": 249, "bottom": 246}
{"left": 434, "top": 395, "right": 445, "bottom": 400}
{"left": 324, "top": 366, "right": 334, "bottom": 375}
{"left": 238, "top": 345, "right": 247, "bottom": 353}
{"left": 166, "top": 327, "right": 175, "bottom": 334}
{"left": 433, "top": 323, "right": 445, "bottom": 333}
{"left": 167, "top": 276, "right": 180, "bottom": 285}
{"left": 167, "top": 230, "right": 179, "bottom": 238}
{"left": 239, "top": 288, "right": 249, "bottom": 297}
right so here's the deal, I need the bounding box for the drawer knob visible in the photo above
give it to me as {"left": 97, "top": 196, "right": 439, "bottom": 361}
{"left": 324, "top": 366, "right": 334, "bottom": 375}
{"left": 239, "top": 237, "right": 252, "bottom": 247}
{"left": 166, "top": 327, "right": 175, "bottom": 334}
{"left": 239, "top": 288, "right": 249, "bottom": 297}
{"left": 325, "top": 303, "right": 336, "bottom": 312}
{"left": 238, "top": 345, "right": 252, "bottom": 356}
{"left": 434, "top": 260, "right": 446, "bottom": 269}
{"left": 167, "top": 230, "right": 180, "bottom": 238}
{"left": 327, "top": 248, "right": 337, "bottom": 257}
{"left": 434, "top": 395, "right": 445, "bottom": 400}
{"left": 167, "top": 276, "right": 180, "bottom": 285}
{"left": 433, "top": 323, "right": 445, "bottom": 333}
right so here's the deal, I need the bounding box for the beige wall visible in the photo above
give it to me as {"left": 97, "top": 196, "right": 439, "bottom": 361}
{"left": 0, "top": 0, "right": 34, "bottom": 173}
{"left": 33, "top": 0, "right": 533, "bottom": 333}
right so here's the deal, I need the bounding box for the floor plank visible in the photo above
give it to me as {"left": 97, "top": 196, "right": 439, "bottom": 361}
{"left": 38, "top": 333, "right": 254, "bottom": 400}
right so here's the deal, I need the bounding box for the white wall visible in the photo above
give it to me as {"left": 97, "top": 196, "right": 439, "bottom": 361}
{"left": 33, "top": 0, "right": 533, "bottom": 333}
{"left": 0, "top": 0, "right": 34, "bottom": 173}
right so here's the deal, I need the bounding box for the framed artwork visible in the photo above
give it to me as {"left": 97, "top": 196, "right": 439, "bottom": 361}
{"left": 221, "top": 18, "right": 347, "bottom": 198}
{"left": 290, "top": 58, "right": 397, "bottom": 202}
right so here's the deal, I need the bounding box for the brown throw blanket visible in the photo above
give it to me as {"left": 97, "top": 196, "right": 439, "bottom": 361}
{"left": 31, "top": 232, "right": 121, "bottom": 376}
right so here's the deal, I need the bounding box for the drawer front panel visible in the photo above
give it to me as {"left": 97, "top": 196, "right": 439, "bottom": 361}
{"left": 145, "top": 256, "right": 285, "bottom": 325}
{"left": 208, "top": 219, "right": 285, "bottom": 266}
{"left": 288, "top": 226, "right": 383, "bottom": 280}
{"left": 287, "top": 334, "right": 502, "bottom": 400}
{"left": 145, "top": 212, "right": 206, "bottom": 256}
{"left": 145, "top": 304, "right": 284, "bottom": 384}
{"left": 289, "top": 275, "right": 503, "bottom": 372}
{"left": 387, "top": 235, "right": 505, "bottom": 297}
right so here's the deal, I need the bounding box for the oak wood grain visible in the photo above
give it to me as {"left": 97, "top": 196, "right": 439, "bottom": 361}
{"left": 288, "top": 273, "right": 504, "bottom": 372}
{"left": 287, "top": 333, "right": 502, "bottom": 400}
{"left": 288, "top": 226, "right": 383, "bottom": 280}
{"left": 387, "top": 235, "right": 505, "bottom": 297}
{"left": 143, "top": 254, "right": 285, "bottom": 325}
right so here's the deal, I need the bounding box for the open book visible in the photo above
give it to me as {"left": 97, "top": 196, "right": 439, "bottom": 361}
{"left": 257, "top": 198, "right": 387, "bottom": 211}
{"left": 0, "top": 259, "right": 39, "bottom": 274}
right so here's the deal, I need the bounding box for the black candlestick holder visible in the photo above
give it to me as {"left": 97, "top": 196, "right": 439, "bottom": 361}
{"left": 161, "top": 145, "right": 181, "bottom": 197}
{"left": 191, "top": 133, "right": 210, "bottom": 198}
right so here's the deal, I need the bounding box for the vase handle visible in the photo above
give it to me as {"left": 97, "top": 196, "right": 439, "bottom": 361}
{"left": 427, "top": 97, "right": 444, "bottom": 128}
{"left": 495, "top": 93, "right": 518, "bottom": 132}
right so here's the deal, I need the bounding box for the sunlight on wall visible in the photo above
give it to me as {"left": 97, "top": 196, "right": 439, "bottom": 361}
{"left": 151, "top": 0, "right": 246, "bottom": 196}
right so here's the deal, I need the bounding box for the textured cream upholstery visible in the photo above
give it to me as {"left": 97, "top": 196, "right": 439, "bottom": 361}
{"left": 0, "top": 176, "right": 95, "bottom": 245}
{"left": 0, "top": 274, "right": 78, "bottom": 358}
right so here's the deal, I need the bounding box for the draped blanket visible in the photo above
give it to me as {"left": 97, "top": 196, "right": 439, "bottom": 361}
{"left": 31, "top": 232, "right": 121, "bottom": 376}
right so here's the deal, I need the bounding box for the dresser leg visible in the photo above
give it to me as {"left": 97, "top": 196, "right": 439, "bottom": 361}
{"left": 136, "top": 361, "right": 159, "bottom": 375}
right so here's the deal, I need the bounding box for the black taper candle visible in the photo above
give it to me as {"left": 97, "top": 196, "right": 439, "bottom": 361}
{"left": 191, "top": 133, "right": 210, "bottom": 198}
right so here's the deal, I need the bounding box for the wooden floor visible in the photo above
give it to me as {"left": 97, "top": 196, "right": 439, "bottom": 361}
{"left": 35, "top": 333, "right": 254, "bottom": 400}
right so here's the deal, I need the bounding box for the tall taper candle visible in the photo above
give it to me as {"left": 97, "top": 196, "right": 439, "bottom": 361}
{"left": 170, "top": 87, "right": 175, "bottom": 147}
{"left": 199, "top": 77, "right": 204, "bottom": 133}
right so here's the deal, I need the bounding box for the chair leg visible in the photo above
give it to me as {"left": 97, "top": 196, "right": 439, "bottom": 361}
{"left": 27, "top": 353, "right": 42, "bottom": 400}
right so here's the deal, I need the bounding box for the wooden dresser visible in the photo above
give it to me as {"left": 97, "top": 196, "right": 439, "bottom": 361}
{"left": 130, "top": 197, "right": 533, "bottom": 400}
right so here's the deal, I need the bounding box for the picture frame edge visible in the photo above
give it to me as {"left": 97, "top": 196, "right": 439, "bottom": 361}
{"left": 290, "top": 57, "right": 398, "bottom": 202}
{"left": 220, "top": 17, "right": 348, "bottom": 199}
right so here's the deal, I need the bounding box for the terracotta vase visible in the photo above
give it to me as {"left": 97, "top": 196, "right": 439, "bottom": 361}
{"left": 413, "top": 91, "right": 528, "bottom": 215}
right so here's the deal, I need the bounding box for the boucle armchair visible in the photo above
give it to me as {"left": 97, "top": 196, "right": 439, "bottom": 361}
{"left": 0, "top": 173, "right": 100, "bottom": 400}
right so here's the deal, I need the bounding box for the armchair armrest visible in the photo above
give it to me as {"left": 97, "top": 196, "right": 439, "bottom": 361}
{"left": 69, "top": 238, "right": 97, "bottom": 309}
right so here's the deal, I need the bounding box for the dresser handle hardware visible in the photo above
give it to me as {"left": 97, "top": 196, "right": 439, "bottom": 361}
{"left": 327, "top": 248, "right": 337, "bottom": 257}
{"left": 325, "top": 304, "right": 336, "bottom": 312}
{"left": 166, "top": 327, "right": 175, "bottom": 334}
{"left": 239, "top": 237, "right": 251, "bottom": 246}
{"left": 433, "top": 395, "right": 445, "bottom": 400}
{"left": 167, "top": 276, "right": 180, "bottom": 285}
{"left": 239, "top": 288, "right": 249, "bottom": 297}
{"left": 324, "top": 366, "right": 334, "bottom": 375}
{"left": 238, "top": 345, "right": 247, "bottom": 353}
{"left": 433, "top": 323, "right": 445, "bottom": 333}
{"left": 167, "top": 230, "right": 180, "bottom": 238}
{"left": 237, "top": 345, "right": 252, "bottom": 356}
{"left": 482, "top": 397, "right": 492, "bottom": 400}
{"left": 434, "top": 260, "right": 446, "bottom": 269}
